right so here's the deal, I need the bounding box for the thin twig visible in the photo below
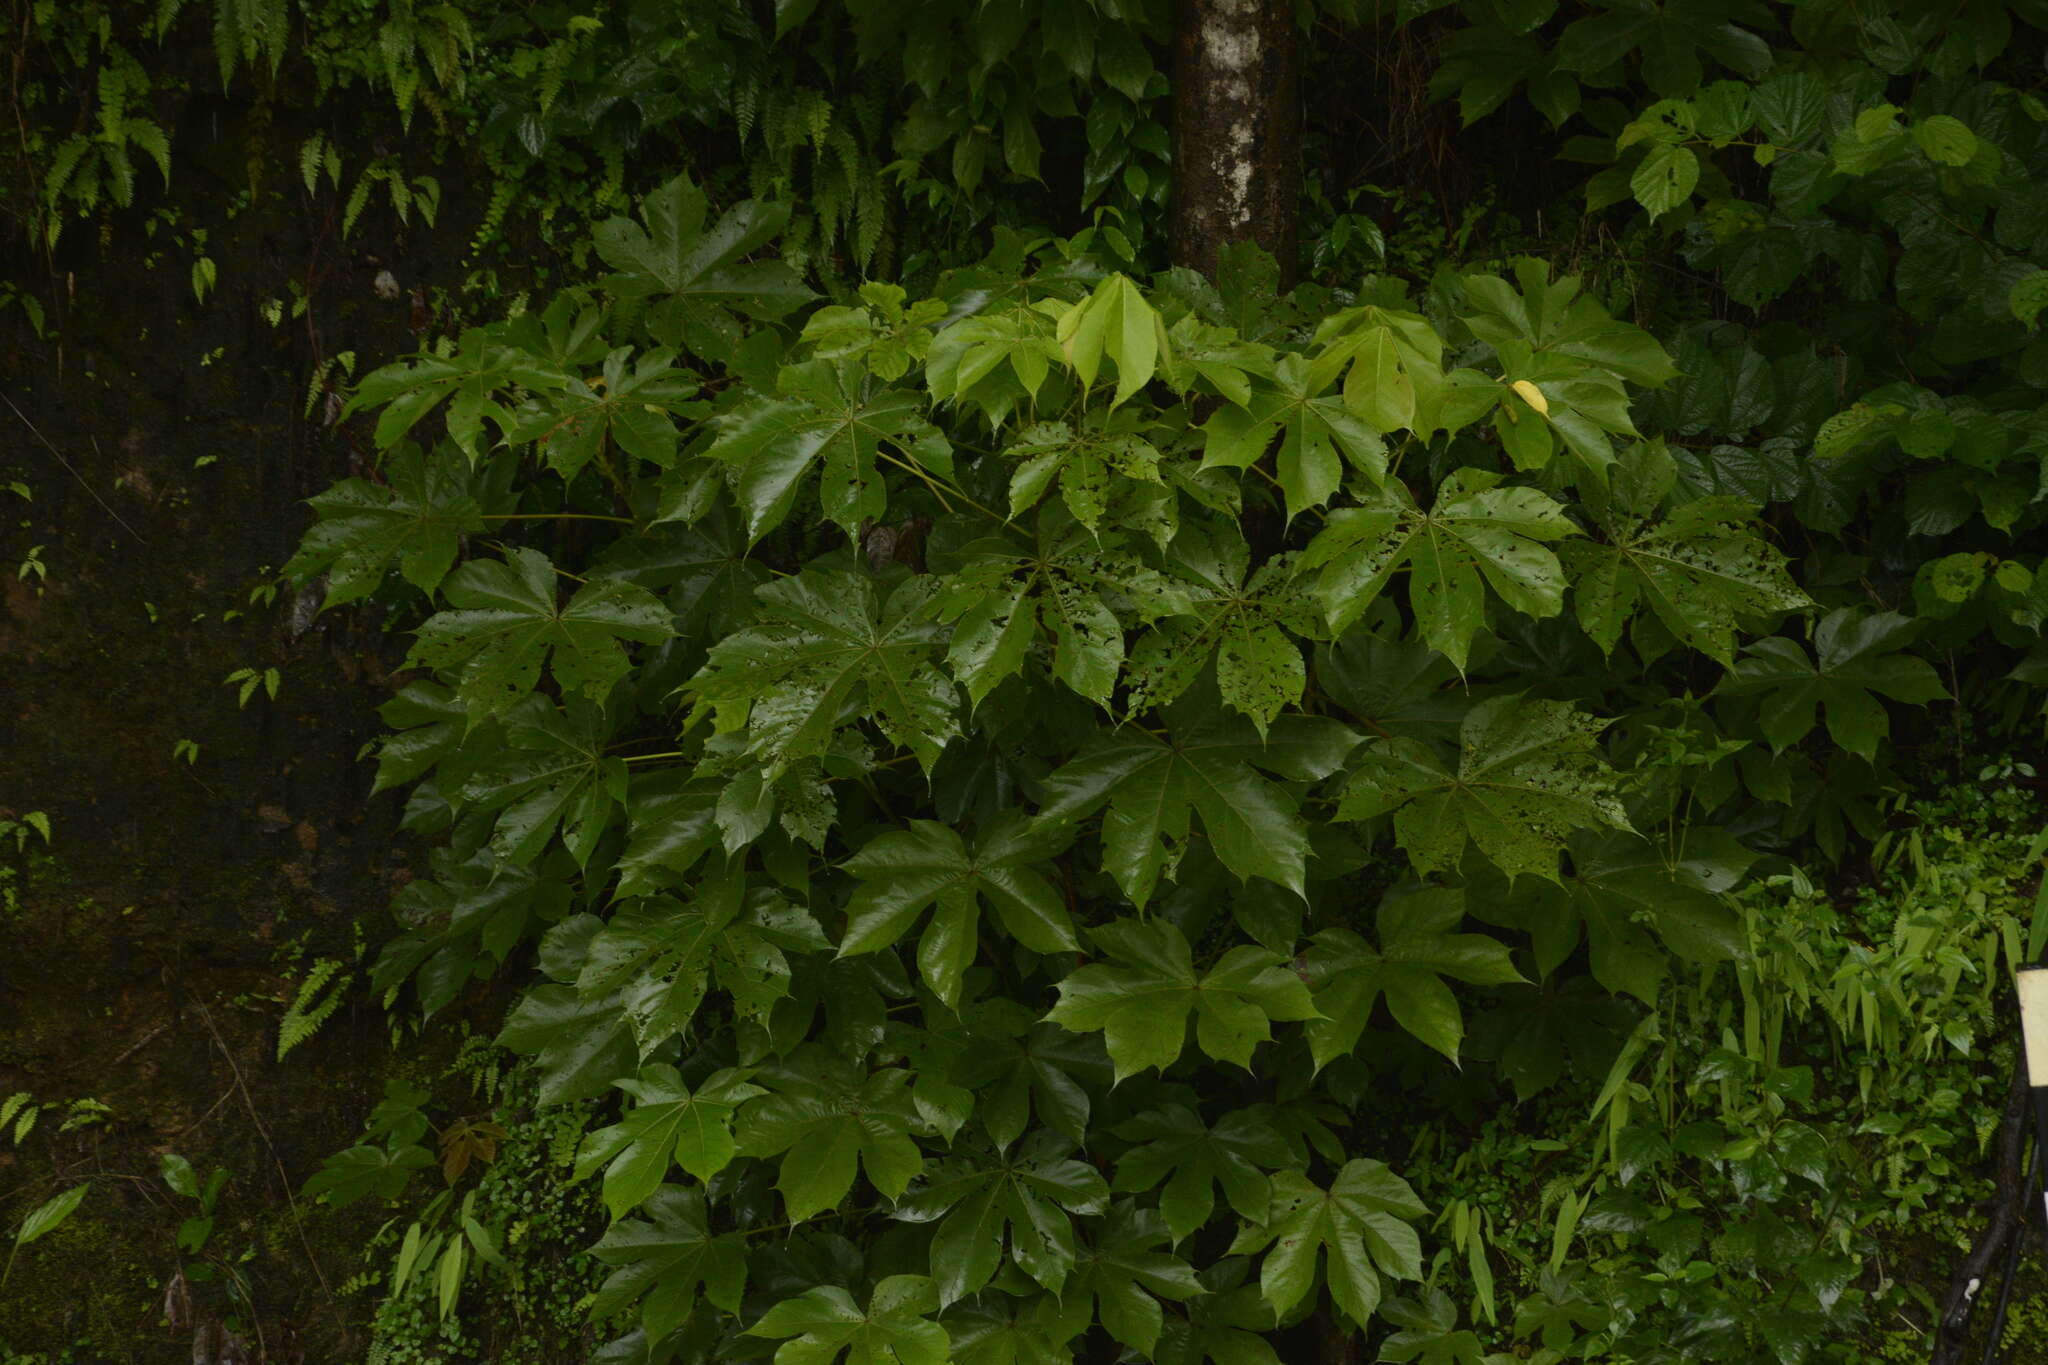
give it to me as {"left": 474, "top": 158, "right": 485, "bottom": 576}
{"left": 193, "top": 1003, "right": 337, "bottom": 1321}
{"left": 0, "top": 389, "right": 146, "bottom": 543}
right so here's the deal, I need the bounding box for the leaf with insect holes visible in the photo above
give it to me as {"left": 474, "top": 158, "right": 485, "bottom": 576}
{"left": 284, "top": 443, "right": 490, "bottom": 605}
{"left": 407, "top": 547, "right": 671, "bottom": 719}
{"left": 935, "top": 509, "right": 1192, "bottom": 707}
{"left": 1338, "top": 695, "right": 1630, "bottom": 881}
{"left": 688, "top": 569, "right": 960, "bottom": 772}
{"left": 1124, "top": 519, "right": 1322, "bottom": 733}
{"left": 1301, "top": 470, "right": 1577, "bottom": 669}
{"left": 1566, "top": 442, "right": 1811, "bottom": 663}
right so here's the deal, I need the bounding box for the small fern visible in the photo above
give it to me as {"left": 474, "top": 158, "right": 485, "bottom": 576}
{"left": 277, "top": 958, "right": 348, "bottom": 1060}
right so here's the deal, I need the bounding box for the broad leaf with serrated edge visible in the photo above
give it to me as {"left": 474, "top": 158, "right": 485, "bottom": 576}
{"left": 1200, "top": 354, "right": 1388, "bottom": 521}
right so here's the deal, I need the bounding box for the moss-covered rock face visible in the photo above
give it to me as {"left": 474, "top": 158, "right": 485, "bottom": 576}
{"left": 0, "top": 92, "right": 436, "bottom": 1362}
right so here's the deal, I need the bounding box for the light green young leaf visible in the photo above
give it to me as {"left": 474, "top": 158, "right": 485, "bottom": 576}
{"left": 1057, "top": 274, "right": 1166, "bottom": 408}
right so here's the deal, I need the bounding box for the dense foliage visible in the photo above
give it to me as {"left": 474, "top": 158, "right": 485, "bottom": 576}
{"left": 15, "top": 0, "right": 2048, "bottom": 1361}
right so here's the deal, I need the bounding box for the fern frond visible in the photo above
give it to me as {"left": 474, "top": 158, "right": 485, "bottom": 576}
{"left": 277, "top": 958, "right": 348, "bottom": 1061}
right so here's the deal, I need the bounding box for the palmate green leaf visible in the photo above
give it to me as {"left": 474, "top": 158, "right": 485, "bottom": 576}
{"left": 589, "top": 1185, "right": 747, "bottom": 1343}
{"left": 457, "top": 694, "right": 626, "bottom": 868}
{"left": 1045, "top": 920, "right": 1317, "bottom": 1081}
{"left": 936, "top": 510, "right": 1193, "bottom": 706}
{"left": 1299, "top": 888, "right": 1522, "bottom": 1066}
{"left": 1512, "top": 829, "right": 1754, "bottom": 1003}
{"left": 407, "top": 547, "right": 672, "bottom": 719}
{"left": 593, "top": 173, "right": 811, "bottom": 362}
{"left": 892, "top": 1138, "right": 1110, "bottom": 1302}
{"left": 924, "top": 304, "right": 1065, "bottom": 429}
{"left": 1240, "top": 1160, "right": 1427, "bottom": 1328}
{"left": 508, "top": 345, "right": 705, "bottom": 480}
{"left": 955, "top": 1000, "right": 1111, "bottom": 1150}
{"left": 1110, "top": 1103, "right": 1293, "bottom": 1245}
{"left": 944, "top": 1292, "right": 1074, "bottom": 1365}
{"left": 1459, "top": 259, "right": 1679, "bottom": 388}
{"left": 1036, "top": 711, "right": 1359, "bottom": 905}
{"left": 1200, "top": 354, "right": 1389, "bottom": 521}
{"left": 575, "top": 1065, "right": 764, "bottom": 1221}
{"left": 367, "top": 680, "right": 473, "bottom": 795}
{"left": 285, "top": 443, "right": 491, "bottom": 605}
{"left": 748, "top": 1276, "right": 950, "bottom": 1365}
{"left": 1056, "top": 273, "right": 1165, "bottom": 408}
{"left": 1001, "top": 417, "right": 1164, "bottom": 532}
{"left": 1567, "top": 444, "right": 1811, "bottom": 663}
{"left": 689, "top": 570, "right": 960, "bottom": 772}
{"left": 1125, "top": 520, "right": 1322, "bottom": 733}
{"left": 1300, "top": 470, "right": 1577, "bottom": 668}
{"left": 1338, "top": 695, "right": 1630, "bottom": 881}
{"left": 1043, "top": 1202, "right": 1204, "bottom": 1356}
{"left": 736, "top": 1052, "right": 925, "bottom": 1223}
{"left": 1155, "top": 1259, "right": 1285, "bottom": 1365}
{"left": 577, "top": 875, "right": 829, "bottom": 1053}
{"left": 497, "top": 978, "right": 638, "bottom": 1107}
{"left": 1720, "top": 608, "right": 1949, "bottom": 760}
{"left": 708, "top": 360, "right": 954, "bottom": 541}
{"left": 343, "top": 324, "right": 551, "bottom": 458}
{"left": 840, "top": 813, "right": 1078, "bottom": 1009}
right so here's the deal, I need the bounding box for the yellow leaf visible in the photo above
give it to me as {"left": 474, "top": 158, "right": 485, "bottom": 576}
{"left": 1510, "top": 379, "right": 1549, "bottom": 416}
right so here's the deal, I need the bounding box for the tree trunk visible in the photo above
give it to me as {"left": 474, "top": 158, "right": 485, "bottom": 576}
{"left": 1169, "top": 0, "right": 1302, "bottom": 284}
